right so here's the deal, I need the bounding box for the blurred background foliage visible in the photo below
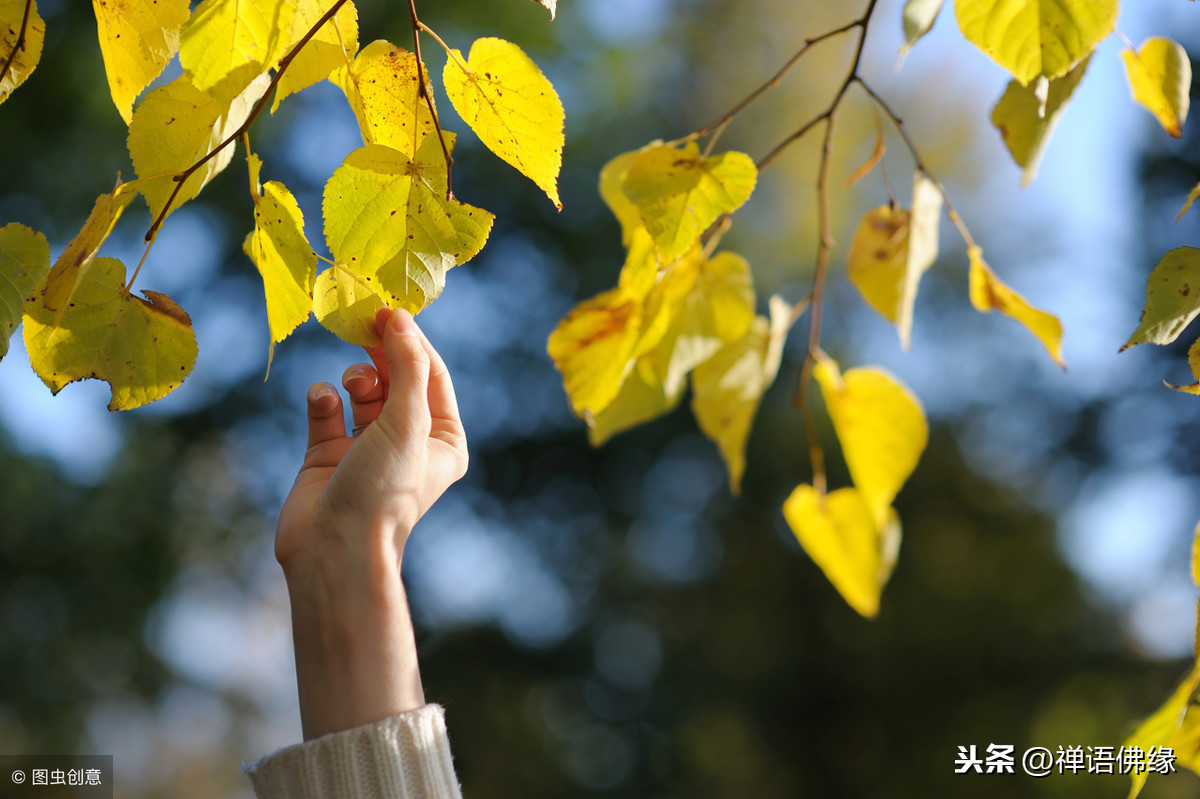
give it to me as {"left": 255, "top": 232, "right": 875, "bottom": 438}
{"left": 2, "top": 0, "right": 1200, "bottom": 796}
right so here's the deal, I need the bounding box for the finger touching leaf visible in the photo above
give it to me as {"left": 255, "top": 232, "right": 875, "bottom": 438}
{"left": 1123, "top": 37, "right": 1191, "bottom": 138}
{"left": 0, "top": 223, "right": 50, "bottom": 359}
{"left": 312, "top": 261, "right": 389, "bottom": 348}
{"left": 968, "top": 246, "right": 1065, "bottom": 368}
{"left": 23, "top": 257, "right": 197, "bottom": 410}
{"left": 442, "top": 37, "right": 565, "bottom": 208}
{"left": 1122, "top": 247, "right": 1200, "bottom": 351}
{"left": 783, "top": 484, "right": 901, "bottom": 618}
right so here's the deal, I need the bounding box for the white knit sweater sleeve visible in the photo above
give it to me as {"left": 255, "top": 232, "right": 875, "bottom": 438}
{"left": 242, "top": 705, "right": 463, "bottom": 799}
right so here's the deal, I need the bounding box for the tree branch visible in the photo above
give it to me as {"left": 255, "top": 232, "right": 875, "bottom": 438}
{"left": 0, "top": 0, "right": 33, "bottom": 91}
{"left": 409, "top": 9, "right": 454, "bottom": 200}
{"left": 140, "top": 0, "right": 349, "bottom": 249}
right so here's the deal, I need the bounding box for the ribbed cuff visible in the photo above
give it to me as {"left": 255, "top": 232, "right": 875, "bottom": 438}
{"left": 243, "top": 704, "right": 462, "bottom": 799}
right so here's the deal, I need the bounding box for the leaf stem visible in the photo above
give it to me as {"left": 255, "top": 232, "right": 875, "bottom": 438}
{"left": 408, "top": 9, "right": 455, "bottom": 200}
{"left": 140, "top": 0, "right": 349, "bottom": 249}
{"left": 856, "top": 77, "right": 977, "bottom": 249}
{"left": 0, "top": 0, "right": 33, "bottom": 91}
{"left": 418, "top": 21, "right": 469, "bottom": 72}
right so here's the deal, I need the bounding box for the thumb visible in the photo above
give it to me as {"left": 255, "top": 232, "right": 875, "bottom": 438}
{"left": 379, "top": 309, "right": 432, "bottom": 436}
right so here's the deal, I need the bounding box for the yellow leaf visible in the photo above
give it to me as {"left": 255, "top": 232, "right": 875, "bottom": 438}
{"left": 1178, "top": 182, "right": 1200, "bottom": 222}
{"left": 588, "top": 355, "right": 681, "bottom": 447}
{"left": 179, "top": 0, "right": 294, "bottom": 91}
{"left": 244, "top": 154, "right": 316, "bottom": 369}
{"left": 954, "top": 0, "right": 1116, "bottom": 84}
{"left": 968, "top": 246, "right": 1065, "bottom": 368}
{"left": 783, "top": 484, "right": 901, "bottom": 618}
{"left": 636, "top": 250, "right": 756, "bottom": 398}
{"left": 1122, "top": 247, "right": 1200, "bottom": 350}
{"left": 616, "top": 227, "right": 660, "bottom": 300}
{"left": 49, "top": 182, "right": 141, "bottom": 298}
{"left": 599, "top": 147, "right": 655, "bottom": 247}
{"left": 547, "top": 286, "right": 642, "bottom": 418}
{"left": 845, "top": 111, "right": 885, "bottom": 187}
{"left": 991, "top": 56, "right": 1090, "bottom": 185}
{"left": 128, "top": 72, "right": 271, "bottom": 224}
{"left": 93, "top": 0, "right": 189, "bottom": 123}
{"left": 1164, "top": 337, "right": 1200, "bottom": 395}
{"left": 693, "top": 295, "right": 795, "bottom": 494}
{"left": 331, "top": 39, "right": 439, "bottom": 159}
{"left": 271, "top": 0, "right": 359, "bottom": 113}
{"left": 847, "top": 205, "right": 909, "bottom": 326}
{"left": 23, "top": 257, "right": 196, "bottom": 410}
{"left": 1170, "top": 702, "right": 1200, "bottom": 776}
{"left": 814, "top": 354, "right": 928, "bottom": 529}
{"left": 622, "top": 142, "right": 757, "bottom": 264}
{"left": 1123, "top": 665, "right": 1200, "bottom": 799}
{"left": 0, "top": 0, "right": 45, "bottom": 105}
{"left": 322, "top": 141, "right": 493, "bottom": 318}
{"left": 312, "top": 261, "right": 389, "bottom": 348}
{"left": 0, "top": 223, "right": 49, "bottom": 358}
{"left": 899, "top": 0, "right": 945, "bottom": 61}
{"left": 1123, "top": 37, "right": 1191, "bottom": 138}
{"left": 902, "top": 173, "right": 942, "bottom": 348}
{"left": 442, "top": 37, "right": 565, "bottom": 208}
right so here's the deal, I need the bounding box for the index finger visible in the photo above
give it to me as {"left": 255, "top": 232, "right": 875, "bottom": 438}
{"left": 363, "top": 308, "right": 393, "bottom": 398}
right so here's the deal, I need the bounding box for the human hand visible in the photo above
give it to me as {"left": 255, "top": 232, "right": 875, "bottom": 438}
{"left": 276, "top": 308, "right": 467, "bottom": 740}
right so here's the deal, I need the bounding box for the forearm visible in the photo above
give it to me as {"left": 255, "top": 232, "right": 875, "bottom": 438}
{"left": 285, "top": 541, "right": 424, "bottom": 741}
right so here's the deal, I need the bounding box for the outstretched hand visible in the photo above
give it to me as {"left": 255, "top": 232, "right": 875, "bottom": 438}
{"left": 276, "top": 308, "right": 468, "bottom": 740}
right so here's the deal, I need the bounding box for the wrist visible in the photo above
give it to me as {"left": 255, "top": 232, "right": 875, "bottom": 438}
{"left": 284, "top": 541, "right": 425, "bottom": 740}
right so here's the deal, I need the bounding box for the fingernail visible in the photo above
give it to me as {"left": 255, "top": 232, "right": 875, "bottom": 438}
{"left": 309, "top": 383, "right": 336, "bottom": 402}
{"left": 344, "top": 366, "right": 371, "bottom": 385}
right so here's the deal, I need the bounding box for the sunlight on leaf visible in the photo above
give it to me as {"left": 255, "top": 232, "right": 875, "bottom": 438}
{"left": 693, "top": 295, "right": 796, "bottom": 494}
{"left": 968, "top": 246, "right": 1065, "bottom": 368}
{"left": 1122, "top": 247, "right": 1200, "bottom": 351}
{"left": 50, "top": 182, "right": 140, "bottom": 291}
{"left": 23, "top": 257, "right": 196, "bottom": 410}
{"left": 847, "top": 205, "right": 909, "bottom": 325}
{"left": 129, "top": 72, "right": 271, "bottom": 224}
{"left": 991, "top": 56, "right": 1090, "bottom": 185}
{"left": 588, "top": 356, "right": 680, "bottom": 447}
{"left": 814, "top": 353, "right": 927, "bottom": 529}
{"left": 1122, "top": 37, "right": 1191, "bottom": 138}
{"left": 322, "top": 140, "right": 493, "bottom": 323}
{"left": 0, "top": 0, "right": 44, "bottom": 105}
{"left": 529, "top": 0, "right": 555, "bottom": 21}
{"left": 244, "top": 154, "right": 315, "bottom": 371}
{"left": 547, "top": 286, "right": 643, "bottom": 418}
{"left": 93, "top": 0, "right": 189, "bottom": 123}
{"left": 955, "top": 0, "right": 1116, "bottom": 85}
{"left": 272, "top": 0, "right": 359, "bottom": 114}
{"left": 179, "top": 0, "right": 294, "bottom": 91}
{"left": 332, "top": 39, "right": 438, "bottom": 158}
{"left": 783, "top": 484, "right": 901, "bottom": 618}
{"left": 600, "top": 147, "right": 656, "bottom": 247}
{"left": 622, "top": 142, "right": 757, "bottom": 264}
{"left": 443, "top": 37, "right": 565, "bottom": 208}
{"left": 0, "top": 223, "right": 49, "bottom": 359}
{"left": 312, "top": 261, "right": 389, "bottom": 348}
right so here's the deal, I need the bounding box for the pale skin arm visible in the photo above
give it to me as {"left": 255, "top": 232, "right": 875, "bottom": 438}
{"left": 275, "top": 308, "right": 468, "bottom": 741}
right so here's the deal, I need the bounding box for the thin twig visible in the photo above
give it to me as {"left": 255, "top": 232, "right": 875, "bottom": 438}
{"left": 856, "top": 77, "right": 977, "bottom": 249}
{"left": 408, "top": 7, "right": 454, "bottom": 199}
{"left": 0, "top": 0, "right": 33, "bottom": 90}
{"left": 691, "top": 16, "right": 865, "bottom": 142}
{"left": 139, "top": 0, "right": 349, "bottom": 251}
